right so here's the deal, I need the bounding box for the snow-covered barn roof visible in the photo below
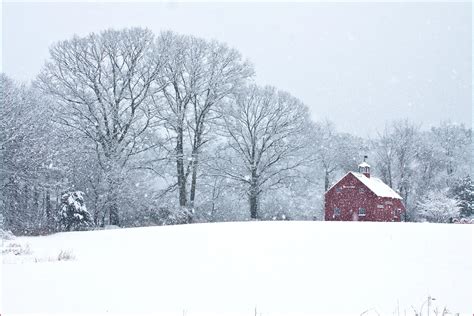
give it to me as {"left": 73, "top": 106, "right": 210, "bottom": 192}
{"left": 350, "top": 172, "right": 402, "bottom": 199}
{"left": 326, "top": 171, "right": 403, "bottom": 199}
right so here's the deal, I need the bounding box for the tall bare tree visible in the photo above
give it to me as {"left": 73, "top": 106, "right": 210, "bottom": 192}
{"left": 310, "top": 121, "right": 340, "bottom": 191}
{"left": 373, "top": 120, "right": 420, "bottom": 220}
{"left": 37, "top": 28, "right": 164, "bottom": 225}
{"left": 310, "top": 120, "right": 366, "bottom": 191}
{"left": 154, "top": 31, "right": 253, "bottom": 210}
{"left": 373, "top": 125, "right": 397, "bottom": 188}
{"left": 392, "top": 120, "right": 420, "bottom": 216}
{"left": 0, "top": 75, "right": 63, "bottom": 233}
{"left": 216, "top": 85, "right": 311, "bottom": 219}
{"left": 431, "top": 121, "right": 472, "bottom": 182}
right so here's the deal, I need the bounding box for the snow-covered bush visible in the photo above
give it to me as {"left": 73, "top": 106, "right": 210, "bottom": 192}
{"left": 102, "top": 225, "right": 120, "bottom": 230}
{"left": 57, "top": 249, "right": 75, "bottom": 261}
{"left": 59, "top": 191, "right": 93, "bottom": 231}
{"left": 0, "top": 229, "right": 15, "bottom": 240}
{"left": 417, "top": 190, "right": 460, "bottom": 223}
{"left": 158, "top": 207, "right": 193, "bottom": 225}
{"left": 453, "top": 217, "right": 474, "bottom": 224}
{"left": 2, "top": 242, "right": 31, "bottom": 255}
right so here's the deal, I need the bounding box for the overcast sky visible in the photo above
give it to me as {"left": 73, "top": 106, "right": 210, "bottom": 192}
{"left": 1, "top": 1, "right": 471, "bottom": 137}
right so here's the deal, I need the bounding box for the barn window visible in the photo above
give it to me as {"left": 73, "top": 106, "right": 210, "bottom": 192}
{"left": 377, "top": 204, "right": 384, "bottom": 209}
{"left": 358, "top": 208, "right": 366, "bottom": 216}
{"left": 385, "top": 201, "right": 393, "bottom": 205}
{"left": 334, "top": 207, "right": 341, "bottom": 216}
{"left": 336, "top": 187, "right": 342, "bottom": 193}
{"left": 359, "top": 188, "right": 365, "bottom": 193}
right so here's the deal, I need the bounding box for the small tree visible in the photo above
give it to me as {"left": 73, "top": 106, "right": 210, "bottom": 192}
{"left": 59, "top": 191, "right": 93, "bottom": 231}
{"left": 417, "top": 190, "right": 460, "bottom": 223}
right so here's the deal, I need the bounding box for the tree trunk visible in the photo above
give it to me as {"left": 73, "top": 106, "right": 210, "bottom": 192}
{"left": 45, "top": 189, "right": 51, "bottom": 220}
{"left": 23, "top": 184, "right": 29, "bottom": 214}
{"left": 5, "top": 176, "right": 18, "bottom": 230}
{"left": 189, "top": 112, "right": 205, "bottom": 209}
{"left": 210, "top": 178, "right": 220, "bottom": 222}
{"left": 33, "top": 186, "right": 39, "bottom": 220}
{"left": 101, "top": 212, "right": 106, "bottom": 228}
{"left": 176, "top": 127, "right": 187, "bottom": 207}
{"left": 189, "top": 155, "right": 198, "bottom": 209}
{"left": 324, "top": 171, "right": 330, "bottom": 191}
{"left": 210, "top": 201, "right": 216, "bottom": 222}
{"left": 93, "top": 197, "right": 100, "bottom": 227}
{"left": 249, "top": 193, "right": 258, "bottom": 219}
{"left": 249, "top": 170, "right": 259, "bottom": 219}
{"left": 403, "top": 191, "right": 409, "bottom": 222}
{"left": 109, "top": 202, "right": 120, "bottom": 226}
{"left": 388, "top": 166, "right": 393, "bottom": 188}
{"left": 106, "top": 169, "right": 121, "bottom": 226}
{"left": 66, "top": 218, "right": 72, "bottom": 231}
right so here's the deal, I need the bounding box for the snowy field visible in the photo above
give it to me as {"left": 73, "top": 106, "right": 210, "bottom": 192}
{"left": 1, "top": 221, "right": 473, "bottom": 316}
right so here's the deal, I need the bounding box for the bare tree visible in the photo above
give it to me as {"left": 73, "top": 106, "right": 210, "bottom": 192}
{"left": 373, "top": 120, "right": 420, "bottom": 220}
{"left": 413, "top": 131, "right": 445, "bottom": 193}
{"left": 216, "top": 85, "right": 311, "bottom": 219}
{"left": 154, "top": 31, "right": 253, "bottom": 211}
{"left": 37, "top": 28, "right": 164, "bottom": 225}
{"left": 0, "top": 75, "right": 64, "bottom": 234}
{"left": 0, "top": 75, "right": 42, "bottom": 232}
{"left": 311, "top": 120, "right": 366, "bottom": 191}
{"left": 431, "top": 121, "right": 471, "bottom": 182}
{"left": 392, "top": 120, "right": 420, "bottom": 218}
{"left": 311, "top": 120, "right": 340, "bottom": 191}
{"left": 373, "top": 125, "right": 397, "bottom": 188}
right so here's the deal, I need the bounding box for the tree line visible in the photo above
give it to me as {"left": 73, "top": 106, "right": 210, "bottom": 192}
{"left": 1, "top": 28, "right": 471, "bottom": 235}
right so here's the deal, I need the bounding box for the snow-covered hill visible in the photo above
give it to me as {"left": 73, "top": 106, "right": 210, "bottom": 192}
{"left": 1, "top": 222, "right": 473, "bottom": 315}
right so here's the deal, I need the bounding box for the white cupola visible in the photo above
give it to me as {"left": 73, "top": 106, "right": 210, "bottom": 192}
{"left": 358, "top": 156, "right": 370, "bottom": 178}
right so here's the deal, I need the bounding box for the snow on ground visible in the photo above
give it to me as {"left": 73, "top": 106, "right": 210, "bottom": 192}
{"left": 1, "top": 221, "right": 473, "bottom": 316}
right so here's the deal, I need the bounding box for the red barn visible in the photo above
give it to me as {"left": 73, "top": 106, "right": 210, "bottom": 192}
{"left": 325, "top": 161, "right": 405, "bottom": 222}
